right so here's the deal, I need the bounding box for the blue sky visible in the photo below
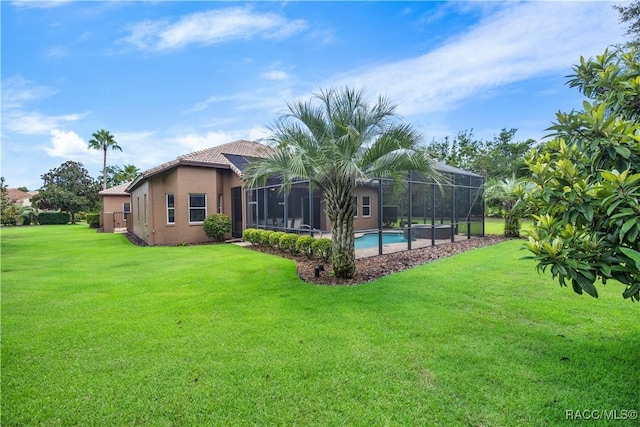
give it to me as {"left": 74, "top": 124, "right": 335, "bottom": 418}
{"left": 1, "top": 1, "right": 626, "bottom": 191}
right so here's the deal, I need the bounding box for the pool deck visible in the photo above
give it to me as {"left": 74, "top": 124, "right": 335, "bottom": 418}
{"left": 354, "top": 234, "right": 475, "bottom": 259}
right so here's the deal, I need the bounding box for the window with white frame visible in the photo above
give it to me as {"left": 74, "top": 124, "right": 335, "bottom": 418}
{"left": 166, "top": 193, "right": 175, "bottom": 224}
{"left": 189, "top": 193, "right": 207, "bottom": 223}
{"left": 123, "top": 202, "right": 131, "bottom": 220}
{"left": 362, "top": 196, "right": 371, "bottom": 217}
{"left": 218, "top": 194, "right": 223, "bottom": 214}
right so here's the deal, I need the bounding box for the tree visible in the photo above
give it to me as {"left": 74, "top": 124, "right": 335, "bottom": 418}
{"left": 32, "top": 161, "right": 100, "bottom": 224}
{"left": 245, "top": 87, "right": 440, "bottom": 278}
{"left": 614, "top": 0, "right": 640, "bottom": 43}
{"left": 520, "top": 47, "right": 640, "bottom": 301}
{"left": 105, "top": 164, "right": 140, "bottom": 187}
{"left": 88, "top": 129, "right": 121, "bottom": 191}
{"left": 425, "top": 128, "right": 535, "bottom": 181}
{"left": 1, "top": 177, "right": 18, "bottom": 226}
{"left": 484, "top": 177, "right": 532, "bottom": 237}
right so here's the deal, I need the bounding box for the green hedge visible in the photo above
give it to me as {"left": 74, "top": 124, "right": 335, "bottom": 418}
{"left": 86, "top": 213, "right": 100, "bottom": 228}
{"left": 38, "top": 212, "right": 70, "bottom": 225}
{"left": 243, "top": 229, "right": 332, "bottom": 263}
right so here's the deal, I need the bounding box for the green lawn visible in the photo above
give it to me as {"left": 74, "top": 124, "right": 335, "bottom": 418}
{"left": 2, "top": 226, "right": 638, "bottom": 426}
{"left": 484, "top": 217, "right": 534, "bottom": 236}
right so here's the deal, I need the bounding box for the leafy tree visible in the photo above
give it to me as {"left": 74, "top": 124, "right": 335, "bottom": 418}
{"left": 520, "top": 47, "right": 640, "bottom": 301}
{"left": 614, "top": 0, "right": 640, "bottom": 43}
{"left": 245, "top": 87, "right": 440, "bottom": 278}
{"left": 105, "top": 164, "right": 140, "bottom": 187}
{"left": 88, "top": 129, "right": 122, "bottom": 190}
{"left": 425, "top": 128, "right": 535, "bottom": 181}
{"left": 17, "top": 186, "right": 29, "bottom": 192}
{"left": 32, "top": 161, "right": 100, "bottom": 224}
{"left": 1, "top": 177, "right": 19, "bottom": 226}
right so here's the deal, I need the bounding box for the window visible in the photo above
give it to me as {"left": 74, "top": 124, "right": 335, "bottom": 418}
{"left": 362, "top": 196, "right": 371, "bottom": 217}
{"left": 166, "top": 193, "right": 175, "bottom": 224}
{"left": 137, "top": 197, "right": 140, "bottom": 223}
{"left": 218, "top": 194, "right": 223, "bottom": 214}
{"left": 353, "top": 195, "right": 358, "bottom": 218}
{"left": 189, "top": 193, "right": 206, "bottom": 223}
{"left": 123, "top": 202, "right": 131, "bottom": 220}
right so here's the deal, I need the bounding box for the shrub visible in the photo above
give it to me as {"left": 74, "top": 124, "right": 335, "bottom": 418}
{"left": 252, "top": 229, "right": 266, "bottom": 245}
{"left": 242, "top": 228, "right": 260, "bottom": 244}
{"left": 269, "top": 231, "right": 287, "bottom": 250}
{"left": 203, "top": 213, "right": 232, "bottom": 241}
{"left": 279, "top": 233, "right": 300, "bottom": 254}
{"left": 260, "top": 230, "right": 275, "bottom": 246}
{"left": 38, "top": 212, "right": 70, "bottom": 225}
{"left": 86, "top": 213, "right": 100, "bottom": 228}
{"left": 295, "top": 236, "right": 316, "bottom": 259}
{"left": 311, "top": 238, "right": 332, "bottom": 263}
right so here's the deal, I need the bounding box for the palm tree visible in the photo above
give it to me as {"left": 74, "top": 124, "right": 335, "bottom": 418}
{"left": 88, "top": 129, "right": 121, "bottom": 190}
{"left": 484, "top": 176, "right": 532, "bottom": 237}
{"left": 245, "top": 87, "right": 440, "bottom": 279}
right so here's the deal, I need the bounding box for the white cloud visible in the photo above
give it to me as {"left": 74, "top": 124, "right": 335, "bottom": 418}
{"left": 11, "top": 0, "right": 72, "bottom": 9}
{"left": 174, "top": 131, "right": 240, "bottom": 152}
{"left": 121, "top": 6, "right": 307, "bottom": 51}
{"left": 2, "top": 76, "right": 89, "bottom": 135}
{"left": 260, "top": 70, "right": 290, "bottom": 81}
{"left": 45, "top": 129, "right": 91, "bottom": 159}
{"left": 330, "top": 2, "right": 625, "bottom": 116}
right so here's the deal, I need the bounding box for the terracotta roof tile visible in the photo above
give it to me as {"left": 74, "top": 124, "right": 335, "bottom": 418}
{"left": 99, "top": 182, "right": 131, "bottom": 196}
{"left": 128, "top": 140, "right": 273, "bottom": 192}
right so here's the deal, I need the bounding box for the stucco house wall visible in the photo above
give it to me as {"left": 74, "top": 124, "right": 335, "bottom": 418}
{"left": 127, "top": 140, "right": 267, "bottom": 245}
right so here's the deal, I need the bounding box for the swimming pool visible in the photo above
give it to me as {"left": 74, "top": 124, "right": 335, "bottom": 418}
{"left": 355, "top": 232, "right": 408, "bottom": 250}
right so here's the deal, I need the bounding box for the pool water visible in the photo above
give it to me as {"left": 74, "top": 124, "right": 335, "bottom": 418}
{"left": 355, "top": 232, "right": 408, "bottom": 250}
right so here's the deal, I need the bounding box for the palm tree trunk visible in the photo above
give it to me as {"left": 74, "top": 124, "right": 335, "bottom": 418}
{"left": 323, "top": 174, "right": 357, "bottom": 278}
{"left": 102, "top": 146, "right": 107, "bottom": 190}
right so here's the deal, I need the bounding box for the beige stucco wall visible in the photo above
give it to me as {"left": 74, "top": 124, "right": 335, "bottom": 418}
{"left": 130, "top": 165, "right": 245, "bottom": 245}
{"left": 353, "top": 186, "right": 379, "bottom": 230}
{"left": 102, "top": 194, "right": 130, "bottom": 214}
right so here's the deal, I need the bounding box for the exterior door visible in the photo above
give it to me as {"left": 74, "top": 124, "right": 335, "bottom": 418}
{"left": 231, "top": 186, "right": 243, "bottom": 238}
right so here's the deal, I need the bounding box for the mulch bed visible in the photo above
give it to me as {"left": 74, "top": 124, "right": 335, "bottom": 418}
{"left": 247, "top": 235, "right": 510, "bottom": 286}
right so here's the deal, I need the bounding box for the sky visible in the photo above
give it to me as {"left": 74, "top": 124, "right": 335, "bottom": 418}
{"left": 1, "top": 0, "right": 628, "bottom": 191}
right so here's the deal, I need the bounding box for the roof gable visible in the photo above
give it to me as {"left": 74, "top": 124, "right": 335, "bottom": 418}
{"left": 127, "top": 140, "right": 272, "bottom": 192}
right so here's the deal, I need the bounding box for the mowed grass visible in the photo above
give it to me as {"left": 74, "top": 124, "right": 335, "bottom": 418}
{"left": 1, "top": 226, "right": 638, "bottom": 426}
{"left": 484, "top": 217, "right": 534, "bottom": 236}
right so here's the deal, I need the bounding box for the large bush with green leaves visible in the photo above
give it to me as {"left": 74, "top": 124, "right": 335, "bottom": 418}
{"left": 203, "top": 213, "right": 231, "bottom": 241}
{"left": 38, "top": 212, "right": 71, "bottom": 225}
{"left": 519, "top": 47, "right": 640, "bottom": 301}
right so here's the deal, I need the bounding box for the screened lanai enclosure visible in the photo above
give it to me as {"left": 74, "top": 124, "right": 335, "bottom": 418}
{"left": 245, "top": 164, "right": 485, "bottom": 257}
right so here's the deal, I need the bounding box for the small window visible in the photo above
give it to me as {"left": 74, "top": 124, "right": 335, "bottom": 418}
{"left": 189, "top": 193, "right": 206, "bottom": 223}
{"left": 123, "top": 202, "right": 131, "bottom": 220}
{"left": 218, "top": 194, "right": 223, "bottom": 214}
{"left": 167, "top": 193, "right": 175, "bottom": 224}
{"left": 362, "top": 196, "right": 371, "bottom": 217}
{"left": 353, "top": 195, "right": 358, "bottom": 218}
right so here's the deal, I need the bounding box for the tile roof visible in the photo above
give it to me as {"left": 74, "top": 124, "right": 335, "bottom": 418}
{"left": 99, "top": 182, "right": 132, "bottom": 196}
{"left": 7, "top": 188, "right": 37, "bottom": 202}
{"left": 127, "top": 140, "right": 272, "bottom": 192}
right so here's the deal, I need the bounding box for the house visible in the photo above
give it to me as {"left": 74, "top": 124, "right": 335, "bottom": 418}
{"left": 99, "top": 182, "right": 131, "bottom": 232}
{"left": 7, "top": 188, "right": 38, "bottom": 208}
{"left": 125, "top": 140, "right": 271, "bottom": 245}
{"left": 125, "top": 139, "right": 485, "bottom": 247}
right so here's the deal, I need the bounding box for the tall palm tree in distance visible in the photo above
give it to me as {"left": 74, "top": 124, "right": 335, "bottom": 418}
{"left": 245, "top": 87, "right": 441, "bottom": 279}
{"left": 88, "top": 129, "right": 121, "bottom": 190}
